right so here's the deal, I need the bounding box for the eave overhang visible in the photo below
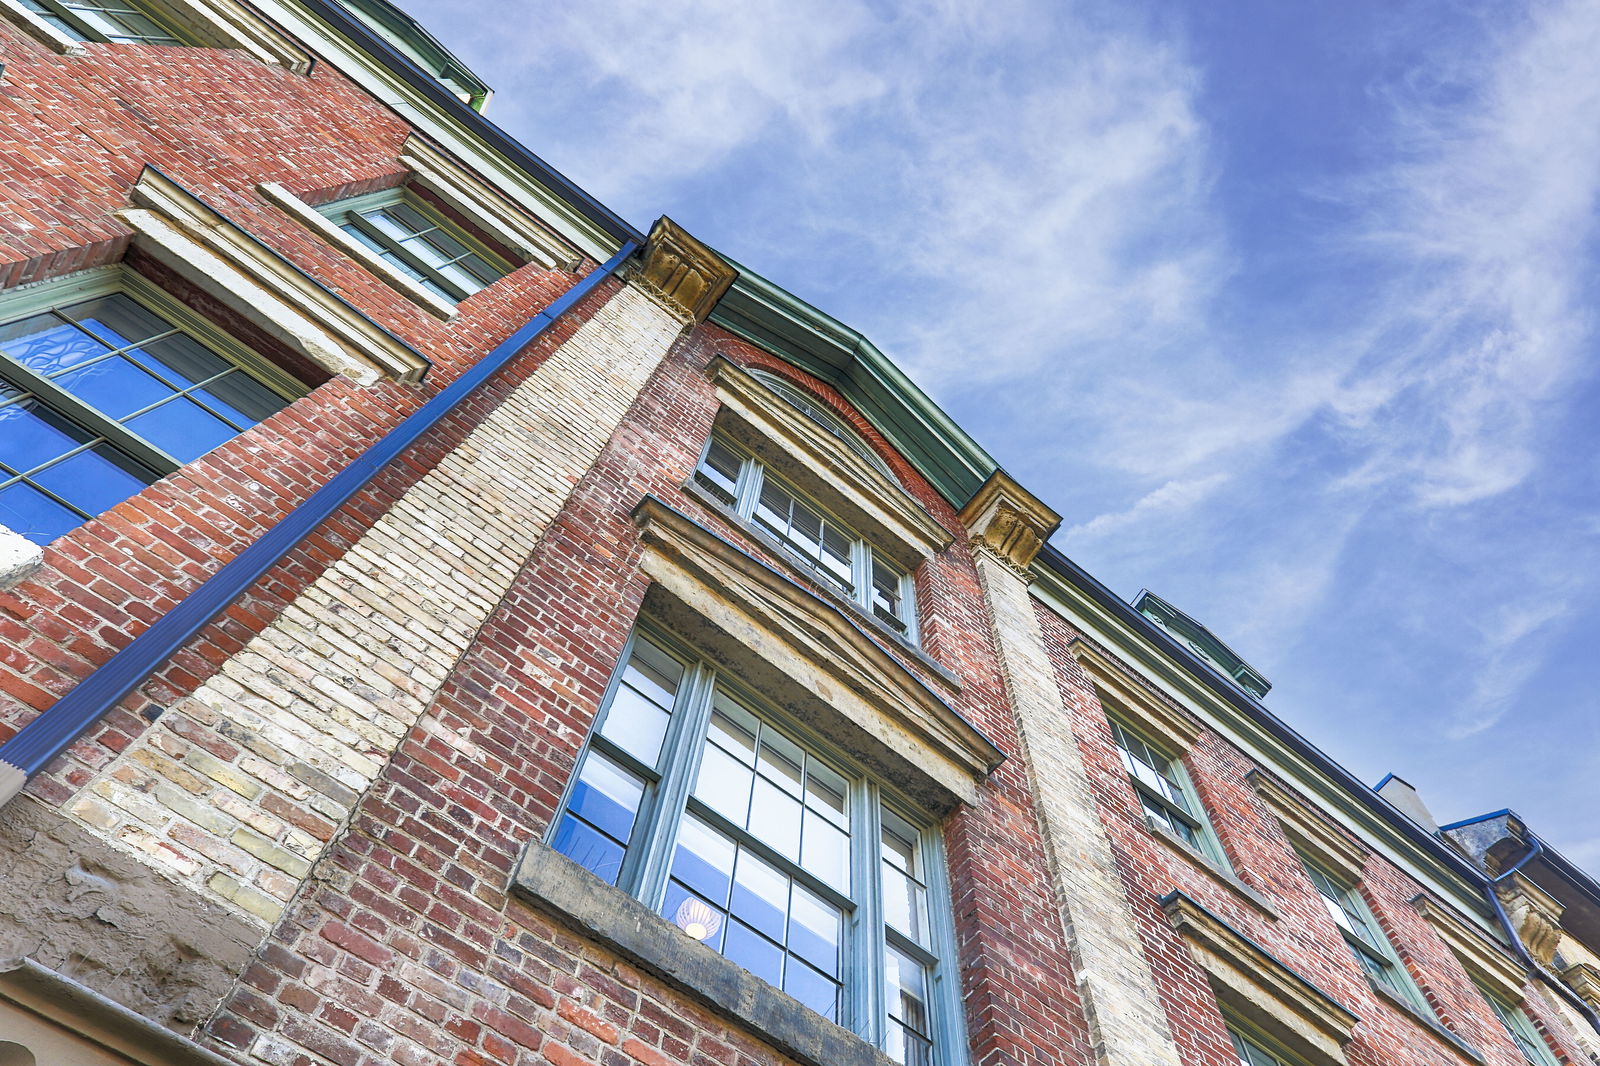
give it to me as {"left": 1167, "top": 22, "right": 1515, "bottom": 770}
{"left": 709, "top": 264, "right": 998, "bottom": 508}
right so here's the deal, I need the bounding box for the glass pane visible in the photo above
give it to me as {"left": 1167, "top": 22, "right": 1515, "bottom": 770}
{"left": 64, "top": 0, "right": 182, "bottom": 43}
{"left": 669, "top": 814, "right": 736, "bottom": 905}
{"left": 695, "top": 437, "right": 742, "bottom": 504}
{"left": 723, "top": 920, "right": 783, "bottom": 988}
{"left": 54, "top": 352, "right": 173, "bottom": 420}
{"left": 801, "top": 814, "right": 849, "bottom": 893}
{"left": 598, "top": 639, "right": 683, "bottom": 766}
{"left": 551, "top": 815, "right": 627, "bottom": 885}
{"left": 0, "top": 393, "right": 95, "bottom": 474}
{"left": 693, "top": 742, "right": 754, "bottom": 824}
{"left": 0, "top": 313, "right": 108, "bottom": 377}
{"left": 199, "top": 369, "right": 289, "bottom": 425}
{"left": 63, "top": 294, "right": 170, "bottom": 352}
{"left": 125, "top": 398, "right": 237, "bottom": 462}
{"left": 783, "top": 959, "right": 840, "bottom": 1022}
{"left": 730, "top": 849, "right": 788, "bottom": 942}
{"left": 748, "top": 777, "right": 802, "bottom": 861}
{"left": 0, "top": 481, "right": 86, "bottom": 545}
{"left": 20, "top": 0, "right": 89, "bottom": 39}
{"left": 886, "top": 945, "right": 933, "bottom": 1065}
{"left": 757, "top": 730, "right": 804, "bottom": 796}
{"left": 662, "top": 880, "right": 727, "bottom": 951}
{"left": 787, "top": 885, "right": 840, "bottom": 975}
{"left": 708, "top": 700, "right": 758, "bottom": 765}
{"left": 805, "top": 762, "right": 848, "bottom": 827}
{"left": 566, "top": 753, "right": 644, "bottom": 843}
{"left": 33, "top": 441, "right": 155, "bottom": 515}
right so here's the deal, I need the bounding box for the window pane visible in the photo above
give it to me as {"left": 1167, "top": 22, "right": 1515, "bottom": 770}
{"left": 783, "top": 958, "right": 840, "bottom": 1022}
{"left": 0, "top": 393, "right": 96, "bottom": 474}
{"left": 694, "top": 741, "right": 754, "bottom": 824}
{"left": 724, "top": 920, "right": 783, "bottom": 988}
{"left": 788, "top": 885, "right": 840, "bottom": 976}
{"left": 598, "top": 639, "right": 683, "bottom": 766}
{"left": 125, "top": 398, "right": 240, "bottom": 462}
{"left": 668, "top": 814, "right": 736, "bottom": 906}
{"left": 0, "top": 481, "right": 87, "bottom": 545}
{"left": 552, "top": 753, "right": 645, "bottom": 885}
{"left": 801, "top": 814, "right": 849, "bottom": 894}
{"left": 730, "top": 849, "right": 788, "bottom": 942}
{"left": 695, "top": 436, "right": 743, "bottom": 505}
{"left": 0, "top": 312, "right": 110, "bottom": 377}
{"left": 886, "top": 945, "right": 933, "bottom": 1066}
{"left": 662, "top": 880, "right": 727, "bottom": 952}
{"left": 32, "top": 440, "right": 156, "bottom": 516}
{"left": 748, "top": 776, "right": 803, "bottom": 862}
{"left": 883, "top": 814, "right": 929, "bottom": 945}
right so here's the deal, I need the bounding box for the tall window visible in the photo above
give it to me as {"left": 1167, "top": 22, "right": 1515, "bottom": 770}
{"left": 694, "top": 433, "right": 918, "bottom": 642}
{"left": 1301, "top": 860, "right": 1425, "bottom": 1010}
{"left": 0, "top": 274, "right": 303, "bottom": 544}
{"left": 1477, "top": 984, "right": 1558, "bottom": 1066}
{"left": 18, "top": 0, "right": 186, "bottom": 44}
{"left": 552, "top": 629, "right": 959, "bottom": 1065}
{"left": 317, "top": 189, "right": 509, "bottom": 302}
{"left": 1108, "top": 718, "right": 1227, "bottom": 867}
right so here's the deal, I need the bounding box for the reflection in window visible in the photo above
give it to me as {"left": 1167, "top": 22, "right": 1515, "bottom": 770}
{"left": 552, "top": 627, "right": 958, "bottom": 1064}
{"left": 19, "top": 0, "right": 186, "bottom": 44}
{"left": 693, "top": 433, "right": 918, "bottom": 641}
{"left": 318, "top": 189, "right": 510, "bottom": 302}
{"left": 1108, "top": 718, "right": 1227, "bottom": 867}
{"left": 0, "top": 286, "right": 301, "bottom": 545}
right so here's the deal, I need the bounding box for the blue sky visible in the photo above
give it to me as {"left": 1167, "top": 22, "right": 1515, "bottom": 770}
{"left": 402, "top": 0, "right": 1600, "bottom": 870}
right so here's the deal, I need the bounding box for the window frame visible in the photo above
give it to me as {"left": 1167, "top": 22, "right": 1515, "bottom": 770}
{"left": 694, "top": 431, "right": 920, "bottom": 644}
{"left": 0, "top": 266, "right": 304, "bottom": 541}
{"left": 316, "top": 187, "right": 513, "bottom": 303}
{"left": 1107, "top": 715, "right": 1230, "bottom": 869}
{"left": 1299, "top": 858, "right": 1428, "bottom": 1012}
{"left": 1476, "top": 983, "right": 1559, "bottom": 1066}
{"left": 549, "top": 624, "right": 966, "bottom": 1066}
{"left": 17, "top": 0, "right": 188, "bottom": 44}
{"left": 1227, "top": 1022, "right": 1304, "bottom": 1066}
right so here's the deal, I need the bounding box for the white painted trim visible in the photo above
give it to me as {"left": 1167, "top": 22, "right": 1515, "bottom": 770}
{"left": 258, "top": 181, "right": 457, "bottom": 320}
{"left": 0, "top": 0, "right": 87, "bottom": 54}
{"left": 399, "top": 134, "right": 581, "bottom": 270}
{"left": 120, "top": 169, "right": 430, "bottom": 384}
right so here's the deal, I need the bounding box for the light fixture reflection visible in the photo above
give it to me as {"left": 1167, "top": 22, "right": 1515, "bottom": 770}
{"left": 674, "top": 897, "right": 722, "bottom": 941}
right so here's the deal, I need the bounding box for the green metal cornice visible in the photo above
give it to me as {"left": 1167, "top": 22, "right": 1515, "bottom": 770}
{"left": 709, "top": 264, "right": 997, "bottom": 507}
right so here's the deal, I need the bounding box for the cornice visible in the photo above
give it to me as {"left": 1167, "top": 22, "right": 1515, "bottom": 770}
{"left": 1247, "top": 769, "right": 1370, "bottom": 886}
{"left": 1410, "top": 893, "right": 1526, "bottom": 1004}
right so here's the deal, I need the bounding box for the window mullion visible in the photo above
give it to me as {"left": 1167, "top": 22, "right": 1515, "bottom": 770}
{"left": 629, "top": 662, "right": 719, "bottom": 909}
{"left": 852, "top": 782, "right": 886, "bottom": 1048}
{"left": 0, "top": 361, "right": 179, "bottom": 475}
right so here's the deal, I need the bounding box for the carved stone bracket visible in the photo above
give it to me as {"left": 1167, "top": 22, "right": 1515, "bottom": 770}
{"left": 632, "top": 216, "right": 738, "bottom": 324}
{"left": 958, "top": 472, "right": 1060, "bottom": 580}
{"left": 1494, "top": 873, "right": 1565, "bottom": 967}
{"left": 1563, "top": 961, "right": 1600, "bottom": 1012}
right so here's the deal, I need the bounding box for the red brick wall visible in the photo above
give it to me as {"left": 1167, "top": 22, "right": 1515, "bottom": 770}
{"left": 0, "top": 24, "right": 607, "bottom": 807}
{"left": 1033, "top": 605, "right": 1572, "bottom": 1066}
{"left": 204, "top": 321, "right": 1100, "bottom": 1065}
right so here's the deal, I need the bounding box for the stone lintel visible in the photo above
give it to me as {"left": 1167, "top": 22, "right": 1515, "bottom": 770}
{"left": 1161, "top": 891, "right": 1358, "bottom": 1066}
{"left": 635, "top": 216, "right": 738, "bottom": 324}
{"left": 1068, "top": 636, "right": 1203, "bottom": 753}
{"left": 1409, "top": 893, "right": 1527, "bottom": 1004}
{"left": 1563, "top": 961, "right": 1600, "bottom": 1011}
{"left": 957, "top": 471, "right": 1060, "bottom": 576}
{"left": 1245, "top": 769, "right": 1369, "bottom": 885}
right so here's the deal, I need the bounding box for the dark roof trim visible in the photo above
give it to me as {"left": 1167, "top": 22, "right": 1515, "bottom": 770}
{"left": 1035, "top": 542, "right": 1488, "bottom": 888}
{"left": 293, "top": 0, "right": 643, "bottom": 247}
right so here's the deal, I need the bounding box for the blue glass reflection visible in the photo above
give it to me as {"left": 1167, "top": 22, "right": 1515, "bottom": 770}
{"left": 723, "top": 921, "right": 782, "bottom": 988}
{"left": 551, "top": 816, "right": 625, "bottom": 885}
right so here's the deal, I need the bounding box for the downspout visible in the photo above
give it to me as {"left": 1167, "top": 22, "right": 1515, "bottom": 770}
{"left": 0, "top": 240, "right": 638, "bottom": 806}
{"left": 1485, "top": 834, "right": 1600, "bottom": 1037}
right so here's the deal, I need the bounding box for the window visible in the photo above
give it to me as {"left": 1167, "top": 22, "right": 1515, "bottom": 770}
{"left": 17, "top": 0, "right": 186, "bottom": 43}
{"left": 694, "top": 433, "right": 918, "bottom": 641}
{"left": 1300, "top": 860, "right": 1425, "bottom": 1010}
{"left": 1477, "top": 985, "right": 1558, "bottom": 1066}
{"left": 748, "top": 369, "right": 895, "bottom": 480}
{"left": 552, "top": 628, "right": 960, "bottom": 1066}
{"left": 1109, "top": 718, "right": 1227, "bottom": 867}
{"left": 1229, "top": 1026, "right": 1299, "bottom": 1066}
{"left": 317, "top": 189, "right": 510, "bottom": 302}
{"left": 0, "top": 272, "right": 303, "bottom": 544}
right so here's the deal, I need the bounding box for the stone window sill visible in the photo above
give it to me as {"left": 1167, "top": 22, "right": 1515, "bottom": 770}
{"left": 510, "top": 838, "right": 904, "bottom": 1066}
{"left": 1368, "top": 979, "right": 1485, "bottom": 1065}
{"left": 1147, "top": 821, "right": 1279, "bottom": 920}
{"left": 683, "top": 479, "right": 960, "bottom": 691}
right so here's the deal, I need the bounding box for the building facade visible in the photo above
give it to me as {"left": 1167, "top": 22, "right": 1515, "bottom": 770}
{"left": 0, "top": 3, "right": 1593, "bottom": 1066}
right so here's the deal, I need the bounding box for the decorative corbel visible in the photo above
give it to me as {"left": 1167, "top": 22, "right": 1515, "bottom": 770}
{"left": 631, "top": 216, "right": 738, "bottom": 324}
{"left": 958, "top": 472, "right": 1060, "bottom": 580}
{"left": 1494, "top": 873, "right": 1565, "bottom": 967}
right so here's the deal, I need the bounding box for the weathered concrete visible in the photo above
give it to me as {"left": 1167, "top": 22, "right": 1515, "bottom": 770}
{"left": 0, "top": 795, "right": 257, "bottom": 1030}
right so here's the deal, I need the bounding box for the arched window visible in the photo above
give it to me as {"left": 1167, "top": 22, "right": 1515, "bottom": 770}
{"left": 748, "top": 369, "right": 896, "bottom": 481}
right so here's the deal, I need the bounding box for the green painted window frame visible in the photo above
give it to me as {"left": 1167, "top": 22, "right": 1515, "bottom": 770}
{"left": 1299, "top": 858, "right": 1428, "bottom": 1012}
{"left": 18, "top": 0, "right": 189, "bottom": 44}
{"left": 549, "top": 623, "right": 967, "bottom": 1066}
{"left": 315, "top": 187, "right": 512, "bottom": 303}
{"left": 0, "top": 265, "right": 306, "bottom": 541}
{"left": 1226, "top": 1021, "right": 1304, "bottom": 1066}
{"left": 1108, "top": 716, "right": 1230, "bottom": 869}
{"left": 1476, "top": 982, "right": 1559, "bottom": 1066}
{"left": 693, "top": 431, "right": 920, "bottom": 644}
